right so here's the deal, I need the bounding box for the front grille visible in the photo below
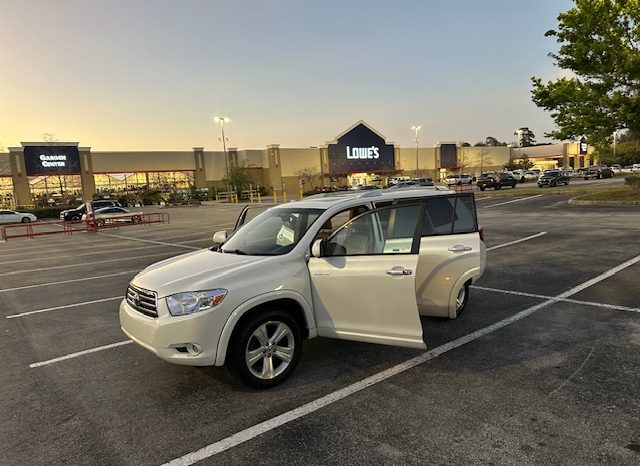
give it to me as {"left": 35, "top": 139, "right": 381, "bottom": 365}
{"left": 126, "top": 285, "right": 158, "bottom": 318}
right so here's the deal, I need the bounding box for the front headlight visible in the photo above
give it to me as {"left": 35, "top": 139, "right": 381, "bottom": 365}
{"left": 166, "top": 289, "right": 228, "bottom": 317}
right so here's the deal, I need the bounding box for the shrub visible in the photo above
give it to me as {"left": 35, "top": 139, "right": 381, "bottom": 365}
{"left": 16, "top": 205, "right": 76, "bottom": 219}
{"left": 625, "top": 176, "right": 640, "bottom": 191}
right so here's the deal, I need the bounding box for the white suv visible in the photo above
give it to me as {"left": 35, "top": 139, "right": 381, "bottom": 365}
{"left": 120, "top": 188, "right": 486, "bottom": 388}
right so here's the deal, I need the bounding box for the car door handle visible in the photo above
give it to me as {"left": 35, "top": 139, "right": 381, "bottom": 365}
{"left": 448, "top": 245, "right": 472, "bottom": 252}
{"left": 386, "top": 268, "right": 412, "bottom": 276}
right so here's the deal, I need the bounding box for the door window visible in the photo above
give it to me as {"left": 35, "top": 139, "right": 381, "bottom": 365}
{"left": 324, "top": 204, "right": 420, "bottom": 256}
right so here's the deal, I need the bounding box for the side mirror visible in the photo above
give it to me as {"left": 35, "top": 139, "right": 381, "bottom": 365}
{"left": 212, "top": 230, "right": 228, "bottom": 244}
{"left": 311, "top": 239, "right": 324, "bottom": 258}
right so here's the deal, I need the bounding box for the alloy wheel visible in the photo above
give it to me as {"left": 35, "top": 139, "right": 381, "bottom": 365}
{"left": 245, "top": 321, "right": 295, "bottom": 380}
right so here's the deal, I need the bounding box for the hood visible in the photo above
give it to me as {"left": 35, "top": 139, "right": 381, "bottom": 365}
{"left": 131, "top": 248, "right": 275, "bottom": 298}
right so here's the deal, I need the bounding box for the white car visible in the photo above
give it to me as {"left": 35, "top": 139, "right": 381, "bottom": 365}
{"left": 0, "top": 210, "right": 37, "bottom": 224}
{"left": 444, "top": 174, "right": 473, "bottom": 185}
{"left": 509, "top": 169, "right": 525, "bottom": 182}
{"left": 82, "top": 207, "right": 143, "bottom": 226}
{"left": 120, "top": 189, "right": 486, "bottom": 388}
{"left": 523, "top": 170, "right": 540, "bottom": 181}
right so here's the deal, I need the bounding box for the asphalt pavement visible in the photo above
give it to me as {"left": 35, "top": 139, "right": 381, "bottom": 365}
{"left": 1, "top": 192, "right": 639, "bottom": 465}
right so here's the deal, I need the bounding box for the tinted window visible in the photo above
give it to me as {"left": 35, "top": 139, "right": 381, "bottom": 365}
{"left": 422, "top": 195, "right": 477, "bottom": 236}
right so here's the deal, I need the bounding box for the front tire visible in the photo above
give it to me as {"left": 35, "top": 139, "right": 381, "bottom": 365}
{"left": 227, "top": 309, "right": 302, "bottom": 389}
{"left": 21, "top": 217, "right": 31, "bottom": 223}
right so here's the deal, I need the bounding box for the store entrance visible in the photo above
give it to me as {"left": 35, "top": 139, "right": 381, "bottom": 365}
{"left": 347, "top": 172, "right": 384, "bottom": 189}
{"left": 28, "top": 175, "right": 83, "bottom": 206}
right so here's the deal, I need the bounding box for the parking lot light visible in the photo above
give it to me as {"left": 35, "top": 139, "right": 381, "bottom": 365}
{"left": 214, "top": 116, "right": 231, "bottom": 196}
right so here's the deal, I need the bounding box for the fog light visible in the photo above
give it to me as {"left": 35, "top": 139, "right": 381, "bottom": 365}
{"left": 186, "top": 343, "right": 202, "bottom": 355}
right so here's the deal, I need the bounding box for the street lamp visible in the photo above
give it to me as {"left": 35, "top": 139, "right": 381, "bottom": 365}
{"left": 214, "top": 116, "right": 230, "bottom": 195}
{"left": 411, "top": 125, "right": 421, "bottom": 177}
{"left": 613, "top": 130, "right": 617, "bottom": 159}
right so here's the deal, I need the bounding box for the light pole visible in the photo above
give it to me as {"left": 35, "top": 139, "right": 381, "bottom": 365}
{"left": 411, "top": 125, "right": 421, "bottom": 177}
{"left": 214, "top": 116, "right": 230, "bottom": 195}
{"left": 613, "top": 130, "right": 617, "bottom": 159}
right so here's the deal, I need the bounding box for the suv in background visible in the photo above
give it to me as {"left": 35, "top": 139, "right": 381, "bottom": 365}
{"left": 538, "top": 170, "right": 570, "bottom": 187}
{"left": 120, "top": 189, "right": 486, "bottom": 388}
{"left": 59, "top": 200, "right": 123, "bottom": 221}
{"left": 477, "top": 172, "right": 517, "bottom": 191}
{"left": 584, "top": 166, "right": 614, "bottom": 179}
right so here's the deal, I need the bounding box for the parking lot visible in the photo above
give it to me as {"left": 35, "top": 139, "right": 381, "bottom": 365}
{"left": 1, "top": 193, "right": 639, "bottom": 465}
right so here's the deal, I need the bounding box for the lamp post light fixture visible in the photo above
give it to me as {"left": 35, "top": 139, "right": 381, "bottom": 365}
{"left": 214, "top": 116, "right": 231, "bottom": 195}
{"left": 411, "top": 125, "right": 421, "bottom": 177}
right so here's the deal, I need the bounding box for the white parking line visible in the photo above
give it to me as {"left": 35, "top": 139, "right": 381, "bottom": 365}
{"left": 98, "top": 233, "right": 201, "bottom": 250}
{"left": 486, "top": 232, "right": 547, "bottom": 251}
{"left": 154, "top": 253, "right": 639, "bottom": 465}
{"left": 0, "top": 270, "right": 138, "bottom": 293}
{"left": 0, "top": 251, "right": 182, "bottom": 276}
{"left": 484, "top": 194, "right": 542, "bottom": 208}
{"left": 474, "top": 196, "right": 492, "bottom": 201}
{"left": 472, "top": 285, "right": 640, "bottom": 313}
{"left": 29, "top": 340, "right": 133, "bottom": 368}
{"left": 6, "top": 296, "right": 123, "bottom": 319}
{"left": 0, "top": 244, "right": 180, "bottom": 265}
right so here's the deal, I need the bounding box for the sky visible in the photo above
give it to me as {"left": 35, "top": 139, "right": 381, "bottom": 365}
{"left": 0, "top": 0, "right": 575, "bottom": 151}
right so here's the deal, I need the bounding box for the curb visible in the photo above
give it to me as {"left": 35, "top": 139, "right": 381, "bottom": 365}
{"left": 568, "top": 198, "right": 640, "bottom": 206}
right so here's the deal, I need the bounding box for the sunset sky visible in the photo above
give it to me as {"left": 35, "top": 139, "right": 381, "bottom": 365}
{"left": 0, "top": 0, "right": 574, "bottom": 151}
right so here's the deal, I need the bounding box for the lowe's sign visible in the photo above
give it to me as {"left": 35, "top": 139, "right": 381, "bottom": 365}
{"left": 327, "top": 123, "right": 394, "bottom": 173}
{"left": 24, "top": 145, "right": 81, "bottom": 175}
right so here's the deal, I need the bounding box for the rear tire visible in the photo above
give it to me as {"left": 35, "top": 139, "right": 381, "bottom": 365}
{"left": 227, "top": 309, "right": 302, "bottom": 389}
{"left": 454, "top": 281, "right": 470, "bottom": 318}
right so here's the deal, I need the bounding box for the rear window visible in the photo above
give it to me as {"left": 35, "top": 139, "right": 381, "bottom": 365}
{"left": 422, "top": 195, "right": 477, "bottom": 236}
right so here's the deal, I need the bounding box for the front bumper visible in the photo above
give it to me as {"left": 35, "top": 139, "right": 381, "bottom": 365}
{"left": 119, "top": 298, "right": 229, "bottom": 366}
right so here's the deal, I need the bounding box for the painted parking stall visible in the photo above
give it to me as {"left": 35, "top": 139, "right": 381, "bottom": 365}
{"left": 1, "top": 199, "right": 639, "bottom": 465}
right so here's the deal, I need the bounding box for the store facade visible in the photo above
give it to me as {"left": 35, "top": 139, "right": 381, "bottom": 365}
{"left": 2, "top": 121, "right": 591, "bottom": 207}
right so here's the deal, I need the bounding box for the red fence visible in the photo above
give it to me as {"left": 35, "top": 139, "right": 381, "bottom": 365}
{"left": 1, "top": 212, "right": 170, "bottom": 241}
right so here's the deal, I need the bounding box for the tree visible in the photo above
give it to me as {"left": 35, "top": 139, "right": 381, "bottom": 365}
{"left": 225, "top": 162, "right": 255, "bottom": 196}
{"left": 514, "top": 127, "right": 536, "bottom": 147}
{"left": 474, "top": 136, "right": 507, "bottom": 147}
{"left": 504, "top": 154, "right": 534, "bottom": 171}
{"left": 295, "top": 167, "right": 321, "bottom": 189}
{"left": 531, "top": 0, "right": 640, "bottom": 146}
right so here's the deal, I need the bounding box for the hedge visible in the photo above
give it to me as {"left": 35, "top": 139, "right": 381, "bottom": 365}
{"left": 625, "top": 175, "right": 640, "bottom": 191}
{"left": 15, "top": 205, "right": 76, "bottom": 219}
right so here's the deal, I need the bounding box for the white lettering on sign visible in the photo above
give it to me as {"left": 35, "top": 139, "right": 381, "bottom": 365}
{"left": 345, "top": 146, "right": 380, "bottom": 159}
{"left": 39, "top": 154, "right": 67, "bottom": 167}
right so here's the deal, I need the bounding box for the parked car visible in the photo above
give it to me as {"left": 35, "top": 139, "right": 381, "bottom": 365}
{"left": 538, "top": 170, "right": 570, "bottom": 187}
{"left": 509, "top": 169, "right": 525, "bottom": 183}
{"left": 477, "top": 172, "right": 517, "bottom": 191}
{"left": 82, "top": 207, "right": 143, "bottom": 226}
{"left": 444, "top": 174, "right": 473, "bottom": 185}
{"left": 60, "top": 200, "right": 123, "bottom": 221}
{"left": 523, "top": 170, "right": 539, "bottom": 181}
{"left": 388, "top": 178, "right": 434, "bottom": 189}
{"left": 120, "top": 188, "right": 486, "bottom": 388}
{"left": 0, "top": 209, "right": 38, "bottom": 224}
{"left": 584, "top": 167, "right": 614, "bottom": 179}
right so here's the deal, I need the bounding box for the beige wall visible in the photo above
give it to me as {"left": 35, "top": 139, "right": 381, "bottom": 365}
{"left": 279, "top": 148, "right": 322, "bottom": 177}
{"left": 92, "top": 151, "right": 196, "bottom": 173}
{"left": 457, "top": 146, "right": 511, "bottom": 172}
{"left": 0, "top": 153, "right": 10, "bottom": 175}
{"left": 398, "top": 147, "right": 437, "bottom": 173}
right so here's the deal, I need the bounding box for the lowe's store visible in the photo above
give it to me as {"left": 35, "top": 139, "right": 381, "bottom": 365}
{"left": 0, "top": 121, "right": 591, "bottom": 208}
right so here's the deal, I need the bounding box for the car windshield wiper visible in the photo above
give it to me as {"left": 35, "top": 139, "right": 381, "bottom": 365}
{"left": 222, "top": 249, "right": 250, "bottom": 255}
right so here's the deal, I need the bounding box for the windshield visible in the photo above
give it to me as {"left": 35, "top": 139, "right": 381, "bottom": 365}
{"left": 221, "top": 207, "right": 323, "bottom": 255}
